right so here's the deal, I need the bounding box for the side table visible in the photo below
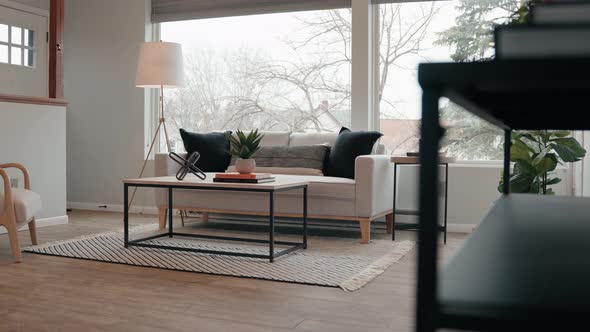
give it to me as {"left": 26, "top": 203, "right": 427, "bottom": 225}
{"left": 391, "top": 156, "right": 454, "bottom": 244}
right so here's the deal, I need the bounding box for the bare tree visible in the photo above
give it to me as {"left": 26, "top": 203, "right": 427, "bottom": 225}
{"left": 163, "top": 4, "right": 438, "bottom": 148}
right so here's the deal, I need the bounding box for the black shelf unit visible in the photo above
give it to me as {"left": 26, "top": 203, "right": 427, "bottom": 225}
{"left": 415, "top": 59, "right": 590, "bottom": 332}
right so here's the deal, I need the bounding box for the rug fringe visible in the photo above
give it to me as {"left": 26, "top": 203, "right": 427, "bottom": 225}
{"left": 339, "top": 240, "right": 415, "bottom": 292}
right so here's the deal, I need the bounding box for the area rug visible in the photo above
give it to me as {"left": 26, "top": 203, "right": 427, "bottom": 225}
{"left": 24, "top": 225, "right": 414, "bottom": 291}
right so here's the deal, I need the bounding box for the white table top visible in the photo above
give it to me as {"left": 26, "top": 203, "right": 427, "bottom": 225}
{"left": 123, "top": 174, "right": 309, "bottom": 190}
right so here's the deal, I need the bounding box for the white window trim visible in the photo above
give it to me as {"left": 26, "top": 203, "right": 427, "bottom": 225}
{"left": 350, "top": 0, "right": 377, "bottom": 131}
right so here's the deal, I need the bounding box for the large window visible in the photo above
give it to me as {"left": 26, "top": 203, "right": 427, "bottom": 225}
{"left": 378, "top": 0, "right": 519, "bottom": 160}
{"left": 159, "top": 0, "right": 519, "bottom": 160}
{"left": 160, "top": 9, "right": 351, "bottom": 151}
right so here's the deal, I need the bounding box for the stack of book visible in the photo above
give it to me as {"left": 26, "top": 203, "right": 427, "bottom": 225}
{"left": 213, "top": 173, "right": 275, "bottom": 184}
{"left": 495, "top": 1, "right": 590, "bottom": 59}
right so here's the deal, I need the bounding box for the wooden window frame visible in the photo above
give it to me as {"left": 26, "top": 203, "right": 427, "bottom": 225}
{"left": 49, "top": 0, "right": 63, "bottom": 99}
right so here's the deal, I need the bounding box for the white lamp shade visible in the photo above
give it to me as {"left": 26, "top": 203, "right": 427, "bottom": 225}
{"left": 136, "top": 41, "right": 184, "bottom": 88}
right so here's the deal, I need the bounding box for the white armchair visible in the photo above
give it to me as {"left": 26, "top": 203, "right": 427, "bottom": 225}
{"left": 0, "top": 163, "right": 40, "bottom": 262}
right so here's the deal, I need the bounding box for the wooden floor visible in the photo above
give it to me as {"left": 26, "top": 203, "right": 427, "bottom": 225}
{"left": 0, "top": 210, "right": 467, "bottom": 332}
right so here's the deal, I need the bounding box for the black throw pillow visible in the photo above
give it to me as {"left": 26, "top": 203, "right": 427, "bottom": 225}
{"left": 179, "top": 129, "right": 232, "bottom": 172}
{"left": 324, "top": 127, "right": 383, "bottom": 179}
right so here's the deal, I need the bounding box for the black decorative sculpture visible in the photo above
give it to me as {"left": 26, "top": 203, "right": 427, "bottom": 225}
{"left": 169, "top": 152, "right": 206, "bottom": 181}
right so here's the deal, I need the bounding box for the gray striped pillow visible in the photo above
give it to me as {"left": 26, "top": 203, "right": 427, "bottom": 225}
{"left": 229, "top": 145, "right": 329, "bottom": 173}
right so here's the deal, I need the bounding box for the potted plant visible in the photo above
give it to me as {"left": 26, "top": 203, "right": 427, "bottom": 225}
{"left": 227, "top": 129, "right": 264, "bottom": 174}
{"left": 498, "top": 130, "right": 586, "bottom": 194}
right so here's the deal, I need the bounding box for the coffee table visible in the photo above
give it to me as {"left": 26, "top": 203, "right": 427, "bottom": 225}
{"left": 122, "top": 176, "right": 309, "bottom": 262}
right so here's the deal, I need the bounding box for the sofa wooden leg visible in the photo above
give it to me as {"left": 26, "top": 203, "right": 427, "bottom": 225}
{"left": 28, "top": 218, "right": 38, "bottom": 245}
{"left": 158, "top": 207, "right": 167, "bottom": 230}
{"left": 386, "top": 213, "right": 394, "bottom": 235}
{"left": 5, "top": 220, "right": 22, "bottom": 263}
{"left": 201, "top": 212, "right": 209, "bottom": 222}
{"left": 359, "top": 218, "right": 371, "bottom": 244}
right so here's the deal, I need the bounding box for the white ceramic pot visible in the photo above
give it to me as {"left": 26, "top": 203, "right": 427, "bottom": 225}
{"left": 235, "top": 158, "right": 256, "bottom": 174}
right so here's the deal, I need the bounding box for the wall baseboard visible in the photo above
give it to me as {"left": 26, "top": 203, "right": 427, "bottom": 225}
{"left": 0, "top": 215, "right": 69, "bottom": 234}
{"left": 446, "top": 223, "right": 476, "bottom": 233}
{"left": 67, "top": 202, "right": 159, "bottom": 215}
{"left": 393, "top": 214, "right": 475, "bottom": 234}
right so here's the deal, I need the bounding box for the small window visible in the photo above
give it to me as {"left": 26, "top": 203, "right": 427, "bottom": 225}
{"left": 0, "top": 23, "right": 35, "bottom": 67}
{"left": 11, "top": 26, "right": 22, "bottom": 45}
{"left": 0, "top": 45, "right": 7, "bottom": 63}
{"left": 11, "top": 46, "right": 21, "bottom": 65}
{"left": 0, "top": 24, "right": 8, "bottom": 43}
{"left": 24, "top": 28, "right": 34, "bottom": 47}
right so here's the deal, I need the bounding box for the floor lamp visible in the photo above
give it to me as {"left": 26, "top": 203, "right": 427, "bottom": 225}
{"left": 131, "top": 41, "right": 184, "bottom": 206}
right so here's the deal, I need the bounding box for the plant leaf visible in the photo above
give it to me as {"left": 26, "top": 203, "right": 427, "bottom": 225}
{"left": 514, "top": 160, "right": 537, "bottom": 176}
{"left": 551, "top": 137, "right": 586, "bottom": 162}
{"left": 534, "top": 153, "right": 558, "bottom": 174}
{"left": 510, "top": 140, "right": 532, "bottom": 161}
{"left": 237, "top": 130, "right": 247, "bottom": 144}
{"left": 531, "top": 148, "right": 548, "bottom": 166}
{"left": 551, "top": 130, "right": 570, "bottom": 138}
{"left": 509, "top": 172, "right": 536, "bottom": 193}
{"left": 545, "top": 177, "right": 562, "bottom": 186}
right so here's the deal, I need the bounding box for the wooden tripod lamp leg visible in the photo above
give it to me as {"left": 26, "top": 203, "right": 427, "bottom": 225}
{"left": 129, "top": 118, "right": 164, "bottom": 207}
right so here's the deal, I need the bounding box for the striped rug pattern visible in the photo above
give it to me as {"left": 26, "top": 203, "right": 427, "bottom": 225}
{"left": 24, "top": 227, "right": 414, "bottom": 291}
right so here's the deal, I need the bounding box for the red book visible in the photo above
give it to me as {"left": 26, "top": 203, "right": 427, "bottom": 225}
{"left": 215, "top": 172, "right": 272, "bottom": 180}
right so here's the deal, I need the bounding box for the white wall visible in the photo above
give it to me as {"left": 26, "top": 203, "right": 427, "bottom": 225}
{"left": 395, "top": 163, "right": 569, "bottom": 232}
{"left": 9, "top": 0, "right": 48, "bottom": 10}
{"left": 64, "top": 0, "right": 155, "bottom": 212}
{"left": 0, "top": 101, "right": 68, "bottom": 229}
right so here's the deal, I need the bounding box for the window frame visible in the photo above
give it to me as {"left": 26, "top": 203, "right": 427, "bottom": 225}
{"left": 372, "top": 0, "right": 506, "bottom": 162}
{"left": 0, "top": 23, "right": 36, "bottom": 67}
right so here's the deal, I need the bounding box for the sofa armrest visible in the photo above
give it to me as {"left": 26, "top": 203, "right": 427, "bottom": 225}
{"left": 154, "top": 153, "right": 186, "bottom": 207}
{"left": 155, "top": 153, "right": 186, "bottom": 177}
{"left": 355, "top": 155, "right": 394, "bottom": 218}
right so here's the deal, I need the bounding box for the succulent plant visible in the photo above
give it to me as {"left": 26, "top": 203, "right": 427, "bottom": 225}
{"left": 227, "top": 129, "right": 264, "bottom": 159}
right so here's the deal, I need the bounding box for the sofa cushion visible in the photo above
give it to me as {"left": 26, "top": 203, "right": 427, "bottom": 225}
{"left": 293, "top": 175, "right": 355, "bottom": 199}
{"left": 226, "top": 166, "right": 324, "bottom": 176}
{"left": 0, "top": 188, "right": 42, "bottom": 224}
{"left": 228, "top": 145, "right": 329, "bottom": 175}
{"left": 234, "top": 131, "right": 291, "bottom": 146}
{"left": 289, "top": 132, "right": 338, "bottom": 147}
{"left": 180, "top": 129, "right": 232, "bottom": 172}
{"left": 324, "top": 127, "right": 383, "bottom": 179}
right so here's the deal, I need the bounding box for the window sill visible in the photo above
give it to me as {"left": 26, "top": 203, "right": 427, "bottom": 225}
{"left": 0, "top": 94, "right": 68, "bottom": 107}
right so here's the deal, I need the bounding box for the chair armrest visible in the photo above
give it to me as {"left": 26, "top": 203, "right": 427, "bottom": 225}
{"left": 155, "top": 153, "right": 186, "bottom": 177}
{"left": 0, "top": 163, "right": 30, "bottom": 189}
{"left": 0, "top": 168, "right": 14, "bottom": 217}
{"left": 355, "top": 155, "right": 394, "bottom": 218}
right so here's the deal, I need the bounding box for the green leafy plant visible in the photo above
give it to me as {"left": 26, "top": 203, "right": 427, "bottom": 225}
{"left": 227, "top": 129, "right": 264, "bottom": 159}
{"left": 498, "top": 131, "right": 586, "bottom": 195}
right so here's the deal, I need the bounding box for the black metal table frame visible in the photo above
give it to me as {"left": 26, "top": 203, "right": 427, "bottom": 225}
{"left": 123, "top": 182, "right": 308, "bottom": 262}
{"left": 392, "top": 161, "right": 449, "bottom": 244}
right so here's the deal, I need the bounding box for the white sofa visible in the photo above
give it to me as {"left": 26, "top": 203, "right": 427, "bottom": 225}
{"left": 155, "top": 131, "right": 394, "bottom": 243}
